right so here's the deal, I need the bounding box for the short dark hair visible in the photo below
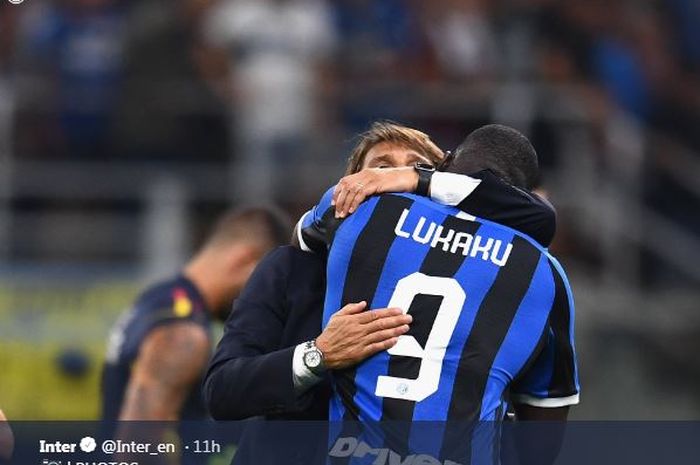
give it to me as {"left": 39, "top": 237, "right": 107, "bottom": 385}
{"left": 204, "top": 206, "right": 291, "bottom": 250}
{"left": 449, "top": 124, "right": 539, "bottom": 189}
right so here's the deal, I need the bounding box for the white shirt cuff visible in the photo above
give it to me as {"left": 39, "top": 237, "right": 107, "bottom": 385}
{"left": 430, "top": 172, "right": 482, "bottom": 206}
{"left": 292, "top": 342, "right": 323, "bottom": 394}
{"left": 511, "top": 393, "right": 580, "bottom": 408}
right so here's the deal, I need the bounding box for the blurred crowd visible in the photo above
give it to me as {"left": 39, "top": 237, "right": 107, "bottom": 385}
{"left": 0, "top": 0, "right": 699, "bottom": 281}
{"left": 1, "top": 0, "right": 698, "bottom": 156}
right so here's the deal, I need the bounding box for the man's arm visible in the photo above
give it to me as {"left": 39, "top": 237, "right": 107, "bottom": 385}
{"left": 507, "top": 258, "right": 578, "bottom": 465}
{"left": 119, "top": 322, "right": 210, "bottom": 420}
{"left": 513, "top": 404, "right": 569, "bottom": 421}
{"left": 112, "top": 322, "right": 209, "bottom": 465}
{"left": 331, "top": 167, "right": 417, "bottom": 217}
{"left": 506, "top": 364, "right": 573, "bottom": 465}
{"left": 315, "top": 301, "right": 410, "bottom": 370}
{"left": 294, "top": 186, "right": 338, "bottom": 254}
{"left": 203, "top": 247, "right": 411, "bottom": 420}
{"left": 331, "top": 167, "right": 556, "bottom": 245}
{"left": 290, "top": 301, "right": 410, "bottom": 395}
{"left": 503, "top": 405, "right": 569, "bottom": 465}
{"left": 432, "top": 170, "right": 556, "bottom": 246}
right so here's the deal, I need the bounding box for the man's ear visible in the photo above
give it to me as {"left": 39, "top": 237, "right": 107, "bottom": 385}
{"left": 226, "top": 243, "right": 260, "bottom": 272}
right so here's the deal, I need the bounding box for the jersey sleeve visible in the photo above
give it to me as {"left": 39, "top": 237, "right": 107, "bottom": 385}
{"left": 510, "top": 260, "right": 579, "bottom": 408}
{"left": 295, "top": 186, "right": 341, "bottom": 254}
{"left": 141, "top": 288, "right": 209, "bottom": 335}
{"left": 430, "top": 170, "right": 557, "bottom": 246}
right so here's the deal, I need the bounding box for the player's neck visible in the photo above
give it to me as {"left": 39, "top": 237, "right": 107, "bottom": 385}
{"left": 182, "top": 254, "right": 222, "bottom": 314}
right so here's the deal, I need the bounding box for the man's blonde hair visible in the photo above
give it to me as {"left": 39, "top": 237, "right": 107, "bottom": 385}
{"left": 345, "top": 121, "right": 445, "bottom": 175}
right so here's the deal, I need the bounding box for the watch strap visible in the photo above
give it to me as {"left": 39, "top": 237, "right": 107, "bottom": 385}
{"left": 415, "top": 163, "right": 435, "bottom": 197}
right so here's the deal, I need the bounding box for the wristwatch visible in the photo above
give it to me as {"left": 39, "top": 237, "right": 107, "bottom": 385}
{"left": 414, "top": 163, "right": 436, "bottom": 197}
{"left": 302, "top": 340, "right": 326, "bottom": 376}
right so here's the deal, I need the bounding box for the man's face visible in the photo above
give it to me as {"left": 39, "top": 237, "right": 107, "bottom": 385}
{"left": 361, "top": 142, "right": 433, "bottom": 170}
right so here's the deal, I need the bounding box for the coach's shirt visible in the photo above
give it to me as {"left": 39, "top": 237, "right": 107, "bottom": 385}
{"left": 101, "top": 275, "right": 211, "bottom": 421}
{"left": 298, "top": 188, "right": 579, "bottom": 425}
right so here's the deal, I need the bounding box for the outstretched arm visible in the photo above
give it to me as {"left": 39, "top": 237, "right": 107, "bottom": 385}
{"left": 332, "top": 167, "right": 419, "bottom": 217}
{"left": 331, "top": 167, "right": 556, "bottom": 245}
{"left": 203, "top": 248, "right": 412, "bottom": 420}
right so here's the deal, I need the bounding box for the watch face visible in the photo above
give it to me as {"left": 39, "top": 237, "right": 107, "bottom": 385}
{"left": 304, "top": 350, "right": 321, "bottom": 368}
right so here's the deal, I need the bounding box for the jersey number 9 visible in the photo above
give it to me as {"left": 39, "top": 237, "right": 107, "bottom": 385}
{"left": 375, "top": 272, "right": 466, "bottom": 402}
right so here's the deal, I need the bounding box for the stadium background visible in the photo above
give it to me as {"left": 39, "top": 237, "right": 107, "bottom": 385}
{"left": 0, "top": 0, "right": 699, "bottom": 420}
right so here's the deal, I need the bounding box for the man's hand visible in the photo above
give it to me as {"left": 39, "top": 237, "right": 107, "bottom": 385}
{"left": 333, "top": 167, "right": 419, "bottom": 218}
{"left": 316, "top": 301, "right": 411, "bottom": 369}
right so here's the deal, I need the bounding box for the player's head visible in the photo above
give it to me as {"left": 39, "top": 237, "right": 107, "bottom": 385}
{"left": 448, "top": 124, "right": 539, "bottom": 189}
{"left": 345, "top": 121, "right": 444, "bottom": 174}
{"left": 188, "top": 206, "right": 291, "bottom": 319}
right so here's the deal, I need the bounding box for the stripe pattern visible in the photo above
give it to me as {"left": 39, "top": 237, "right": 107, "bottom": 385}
{"left": 333, "top": 195, "right": 414, "bottom": 420}
{"left": 322, "top": 193, "right": 577, "bottom": 462}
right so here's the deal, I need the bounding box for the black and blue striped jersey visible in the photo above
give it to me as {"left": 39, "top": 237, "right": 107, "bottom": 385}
{"left": 298, "top": 189, "right": 579, "bottom": 426}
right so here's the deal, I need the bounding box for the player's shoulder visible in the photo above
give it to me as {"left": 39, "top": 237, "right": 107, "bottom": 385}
{"left": 378, "top": 192, "right": 558, "bottom": 256}
{"left": 543, "top": 252, "right": 573, "bottom": 290}
{"left": 134, "top": 275, "right": 207, "bottom": 321}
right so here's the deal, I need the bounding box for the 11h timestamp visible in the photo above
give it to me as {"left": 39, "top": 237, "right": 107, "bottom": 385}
{"left": 185, "top": 440, "right": 221, "bottom": 454}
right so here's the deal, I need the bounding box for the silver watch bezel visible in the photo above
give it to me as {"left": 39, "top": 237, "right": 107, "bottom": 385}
{"left": 302, "top": 340, "right": 325, "bottom": 373}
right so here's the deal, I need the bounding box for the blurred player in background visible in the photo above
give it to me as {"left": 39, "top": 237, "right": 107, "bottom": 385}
{"left": 101, "top": 207, "right": 290, "bottom": 424}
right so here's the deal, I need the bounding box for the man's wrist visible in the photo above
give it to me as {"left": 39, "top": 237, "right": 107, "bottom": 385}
{"left": 301, "top": 340, "right": 326, "bottom": 376}
{"left": 292, "top": 342, "right": 324, "bottom": 394}
{"left": 405, "top": 169, "right": 420, "bottom": 193}
{"left": 414, "top": 163, "right": 436, "bottom": 196}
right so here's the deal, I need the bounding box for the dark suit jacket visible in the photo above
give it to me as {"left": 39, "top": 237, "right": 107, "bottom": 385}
{"left": 203, "top": 246, "right": 331, "bottom": 465}
{"left": 204, "top": 245, "right": 331, "bottom": 421}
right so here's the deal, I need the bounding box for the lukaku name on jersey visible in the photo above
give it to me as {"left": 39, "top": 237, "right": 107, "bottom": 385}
{"left": 394, "top": 208, "right": 513, "bottom": 266}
